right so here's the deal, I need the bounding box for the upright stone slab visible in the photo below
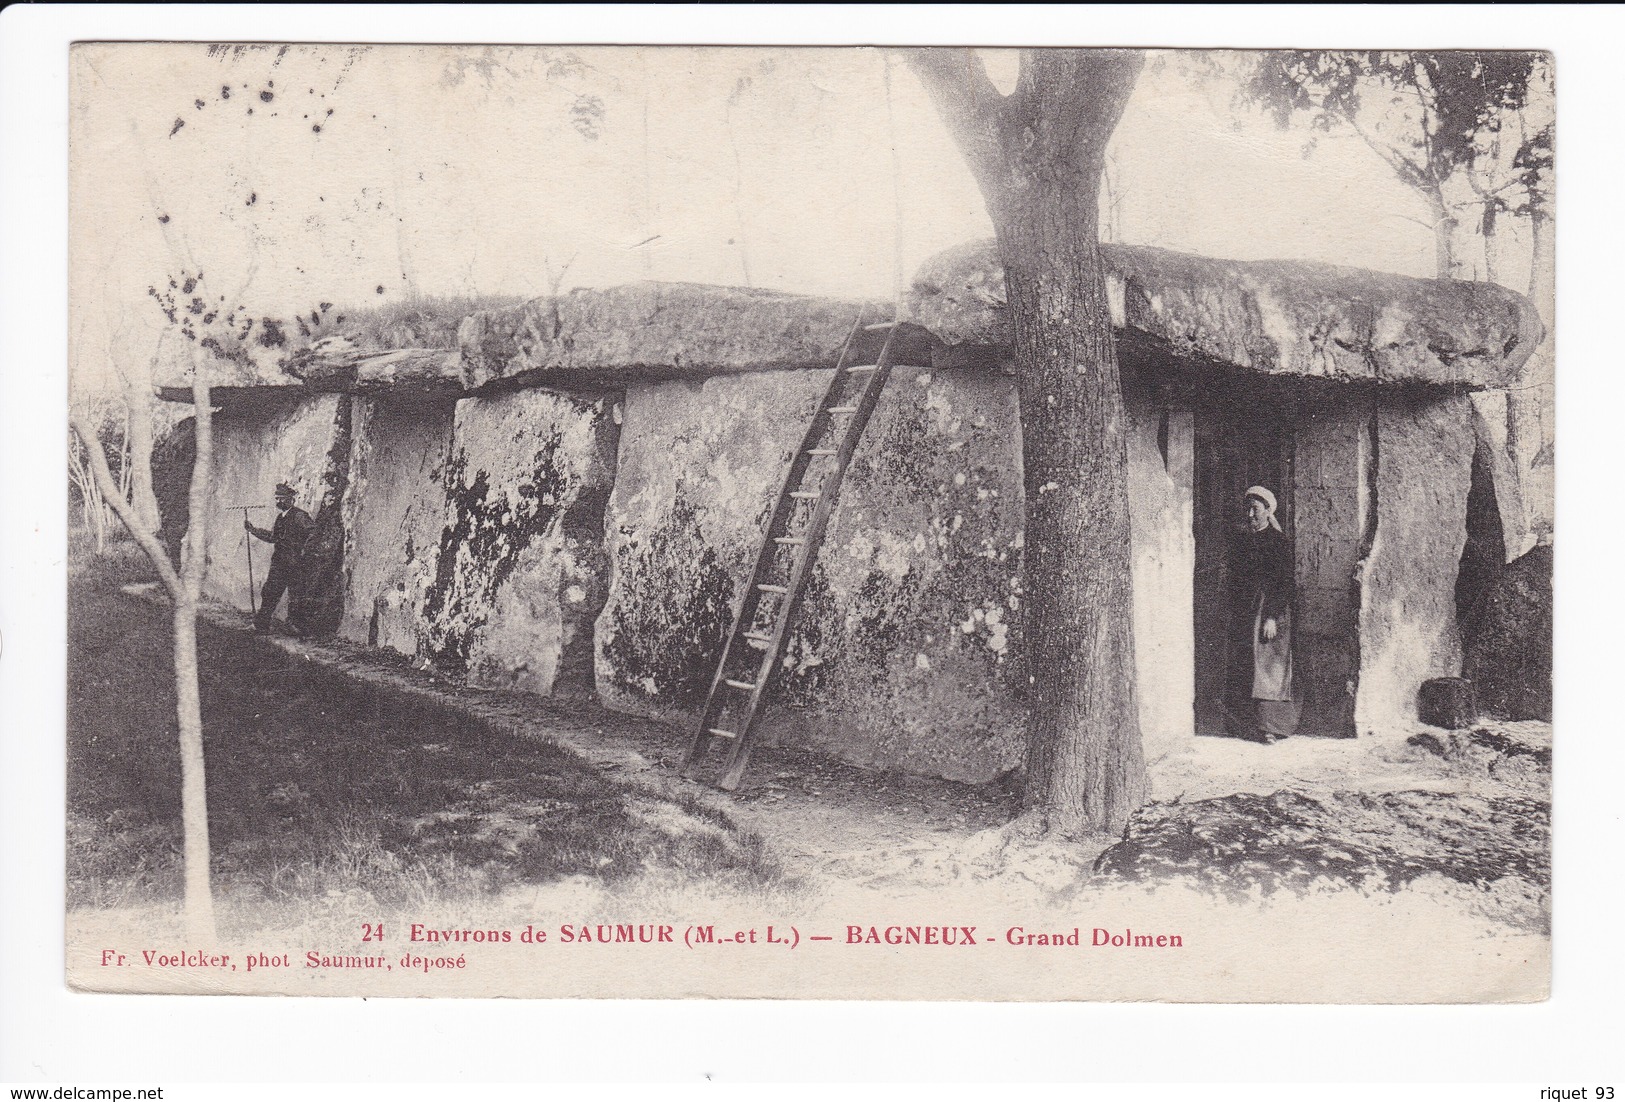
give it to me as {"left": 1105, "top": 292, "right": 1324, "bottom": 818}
{"left": 1293, "top": 399, "right": 1373, "bottom": 737}
{"left": 596, "top": 370, "right": 831, "bottom": 721}
{"left": 340, "top": 395, "right": 459, "bottom": 654}
{"left": 599, "top": 365, "right": 1190, "bottom": 782}
{"left": 201, "top": 394, "right": 349, "bottom": 612}
{"left": 1356, "top": 393, "right": 1474, "bottom": 733}
{"left": 418, "top": 389, "right": 618, "bottom": 694}
{"left": 768, "top": 365, "right": 1029, "bottom": 782}
{"left": 1126, "top": 403, "right": 1195, "bottom": 764}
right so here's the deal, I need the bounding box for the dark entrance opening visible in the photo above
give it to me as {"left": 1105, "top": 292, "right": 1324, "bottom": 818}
{"left": 1193, "top": 392, "right": 1296, "bottom": 739}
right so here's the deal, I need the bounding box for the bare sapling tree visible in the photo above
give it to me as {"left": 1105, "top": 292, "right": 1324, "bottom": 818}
{"left": 70, "top": 43, "right": 369, "bottom": 939}
{"left": 67, "top": 395, "right": 118, "bottom": 550}
{"left": 70, "top": 272, "right": 232, "bottom": 939}
{"left": 908, "top": 48, "right": 1148, "bottom": 837}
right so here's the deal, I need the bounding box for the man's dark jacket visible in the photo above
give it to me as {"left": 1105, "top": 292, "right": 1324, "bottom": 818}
{"left": 256, "top": 506, "right": 313, "bottom": 568}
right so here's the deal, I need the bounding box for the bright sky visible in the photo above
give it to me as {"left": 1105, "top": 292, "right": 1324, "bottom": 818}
{"left": 68, "top": 44, "right": 1527, "bottom": 392}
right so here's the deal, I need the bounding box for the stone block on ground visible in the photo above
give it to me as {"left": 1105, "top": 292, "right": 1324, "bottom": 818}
{"left": 1419, "top": 677, "right": 1477, "bottom": 730}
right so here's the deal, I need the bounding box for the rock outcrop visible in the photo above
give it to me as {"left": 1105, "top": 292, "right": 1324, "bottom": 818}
{"left": 1407, "top": 722, "right": 1552, "bottom": 790}
{"left": 908, "top": 240, "right": 1544, "bottom": 389}
{"left": 1463, "top": 545, "right": 1553, "bottom": 721}
{"left": 1095, "top": 788, "right": 1549, "bottom": 929}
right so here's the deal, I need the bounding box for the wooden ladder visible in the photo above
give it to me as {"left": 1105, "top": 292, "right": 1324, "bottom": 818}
{"left": 682, "top": 317, "right": 912, "bottom": 790}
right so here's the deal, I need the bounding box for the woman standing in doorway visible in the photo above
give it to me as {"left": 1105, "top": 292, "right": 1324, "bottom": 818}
{"left": 1226, "top": 485, "right": 1298, "bottom": 742}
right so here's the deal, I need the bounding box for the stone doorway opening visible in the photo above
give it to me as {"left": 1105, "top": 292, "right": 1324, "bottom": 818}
{"left": 1192, "top": 391, "right": 1296, "bottom": 740}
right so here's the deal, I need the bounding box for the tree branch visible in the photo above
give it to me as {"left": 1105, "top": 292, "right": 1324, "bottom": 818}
{"left": 1013, "top": 49, "right": 1144, "bottom": 167}
{"left": 180, "top": 345, "right": 214, "bottom": 602}
{"left": 1343, "top": 110, "right": 1433, "bottom": 194}
{"left": 903, "top": 48, "right": 1006, "bottom": 185}
{"left": 70, "top": 411, "right": 183, "bottom": 597}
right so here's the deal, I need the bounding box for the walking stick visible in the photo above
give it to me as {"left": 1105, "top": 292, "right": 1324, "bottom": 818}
{"left": 229, "top": 505, "right": 266, "bottom": 615}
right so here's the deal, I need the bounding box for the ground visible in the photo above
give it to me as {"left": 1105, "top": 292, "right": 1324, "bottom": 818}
{"left": 66, "top": 534, "right": 1551, "bottom": 975}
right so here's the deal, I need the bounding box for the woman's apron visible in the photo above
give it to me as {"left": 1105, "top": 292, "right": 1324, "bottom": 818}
{"left": 1251, "top": 598, "right": 1298, "bottom": 736}
{"left": 1250, "top": 598, "right": 1293, "bottom": 702}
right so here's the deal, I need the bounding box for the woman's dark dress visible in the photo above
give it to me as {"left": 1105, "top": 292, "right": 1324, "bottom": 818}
{"left": 1226, "top": 524, "right": 1298, "bottom": 739}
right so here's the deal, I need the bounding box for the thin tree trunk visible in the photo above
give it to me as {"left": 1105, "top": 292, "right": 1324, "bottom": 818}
{"left": 1527, "top": 203, "right": 1554, "bottom": 306}
{"left": 124, "top": 376, "right": 163, "bottom": 534}
{"left": 171, "top": 597, "right": 215, "bottom": 940}
{"left": 1507, "top": 201, "right": 1556, "bottom": 535}
{"left": 1480, "top": 201, "right": 1501, "bottom": 286}
{"left": 1428, "top": 188, "right": 1460, "bottom": 279}
{"left": 76, "top": 350, "right": 220, "bottom": 941}
{"left": 176, "top": 347, "right": 217, "bottom": 941}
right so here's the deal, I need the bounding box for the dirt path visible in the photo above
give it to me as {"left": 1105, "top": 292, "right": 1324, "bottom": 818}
{"left": 148, "top": 588, "right": 1016, "bottom": 883}
{"left": 150, "top": 586, "right": 1546, "bottom": 894}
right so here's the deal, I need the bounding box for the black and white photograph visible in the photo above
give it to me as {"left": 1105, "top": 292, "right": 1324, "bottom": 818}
{"left": 59, "top": 38, "right": 1556, "bottom": 1004}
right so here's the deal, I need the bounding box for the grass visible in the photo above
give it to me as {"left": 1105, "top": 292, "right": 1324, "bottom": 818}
{"left": 66, "top": 571, "right": 784, "bottom": 932}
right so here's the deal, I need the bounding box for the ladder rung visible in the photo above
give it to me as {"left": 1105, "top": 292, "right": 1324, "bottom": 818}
{"left": 807, "top": 448, "right": 837, "bottom": 456}
{"left": 724, "top": 679, "right": 756, "bottom": 691}
{"left": 706, "top": 727, "right": 738, "bottom": 740}
{"left": 845, "top": 364, "right": 880, "bottom": 374}
{"left": 789, "top": 491, "right": 820, "bottom": 500}
{"left": 743, "top": 630, "right": 771, "bottom": 642}
{"left": 863, "top": 321, "right": 896, "bottom": 331}
{"left": 773, "top": 536, "right": 805, "bottom": 546}
{"left": 757, "top": 583, "right": 788, "bottom": 594}
{"left": 827, "top": 405, "right": 858, "bottom": 415}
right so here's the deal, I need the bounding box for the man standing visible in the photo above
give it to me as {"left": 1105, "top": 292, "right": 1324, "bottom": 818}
{"left": 246, "top": 482, "right": 313, "bottom": 633}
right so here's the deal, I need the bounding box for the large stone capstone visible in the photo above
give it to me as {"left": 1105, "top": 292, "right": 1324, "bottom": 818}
{"left": 907, "top": 240, "right": 1544, "bottom": 389}
{"left": 456, "top": 283, "right": 930, "bottom": 390}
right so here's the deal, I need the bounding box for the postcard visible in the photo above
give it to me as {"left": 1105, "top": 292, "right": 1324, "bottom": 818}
{"left": 66, "top": 42, "right": 1554, "bottom": 1001}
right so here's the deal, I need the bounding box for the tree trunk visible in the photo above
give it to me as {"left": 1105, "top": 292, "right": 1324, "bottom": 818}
{"left": 1508, "top": 201, "right": 1555, "bottom": 537}
{"left": 998, "top": 186, "right": 1147, "bottom": 835}
{"left": 124, "top": 376, "right": 163, "bottom": 535}
{"left": 1480, "top": 201, "right": 1501, "bottom": 286}
{"left": 177, "top": 347, "right": 218, "bottom": 940}
{"left": 171, "top": 597, "right": 216, "bottom": 941}
{"left": 908, "top": 48, "right": 1147, "bottom": 836}
{"left": 1527, "top": 203, "right": 1555, "bottom": 307}
{"left": 1428, "top": 188, "right": 1460, "bottom": 279}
